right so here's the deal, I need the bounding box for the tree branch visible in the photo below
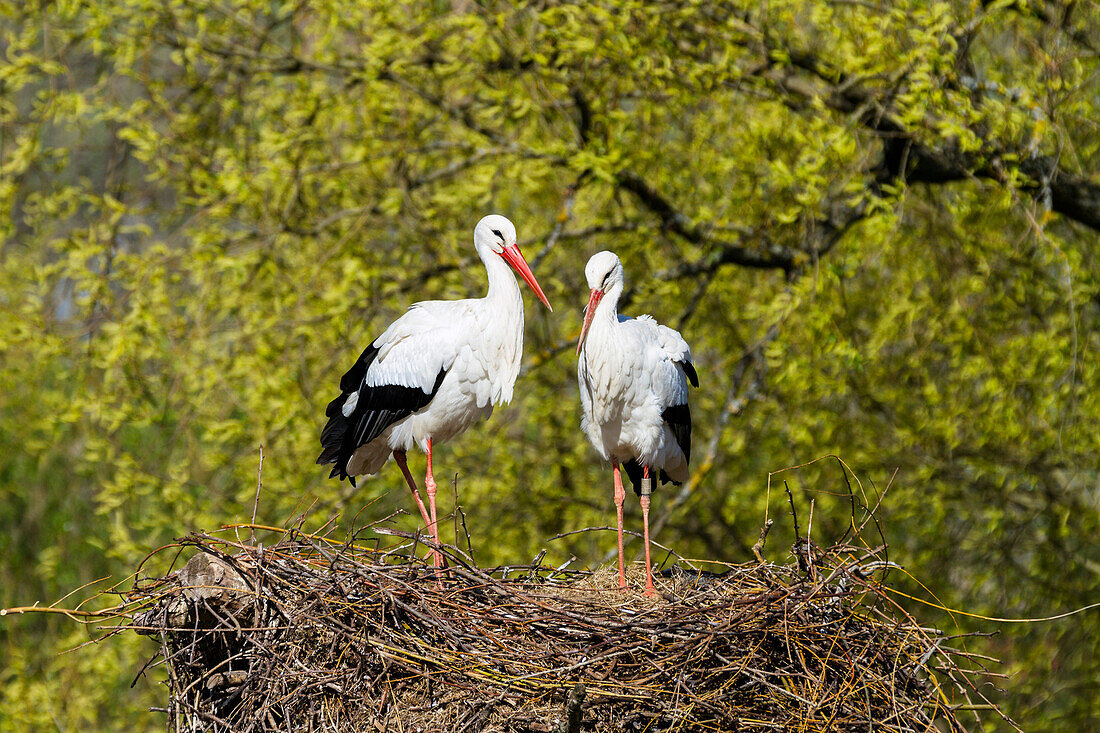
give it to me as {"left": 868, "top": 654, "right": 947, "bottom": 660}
{"left": 616, "top": 170, "right": 869, "bottom": 280}
{"left": 774, "top": 49, "right": 1100, "bottom": 231}
{"left": 615, "top": 170, "right": 799, "bottom": 272}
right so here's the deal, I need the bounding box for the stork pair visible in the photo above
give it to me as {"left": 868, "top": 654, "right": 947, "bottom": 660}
{"left": 317, "top": 215, "right": 696, "bottom": 595}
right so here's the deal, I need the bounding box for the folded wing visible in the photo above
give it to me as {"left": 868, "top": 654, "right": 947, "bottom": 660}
{"left": 317, "top": 304, "right": 461, "bottom": 483}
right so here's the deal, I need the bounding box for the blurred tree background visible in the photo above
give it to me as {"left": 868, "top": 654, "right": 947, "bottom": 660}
{"left": 1, "top": 0, "right": 1098, "bottom": 729}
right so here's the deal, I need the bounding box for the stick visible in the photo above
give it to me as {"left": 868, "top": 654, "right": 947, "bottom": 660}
{"left": 552, "top": 683, "right": 586, "bottom": 733}
{"left": 751, "top": 519, "right": 774, "bottom": 563}
{"left": 251, "top": 445, "right": 264, "bottom": 542}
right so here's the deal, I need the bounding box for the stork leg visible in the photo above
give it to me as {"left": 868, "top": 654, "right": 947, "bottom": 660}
{"left": 640, "top": 465, "right": 656, "bottom": 597}
{"left": 392, "top": 450, "right": 442, "bottom": 569}
{"left": 612, "top": 459, "right": 627, "bottom": 589}
{"left": 424, "top": 438, "right": 445, "bottom": 569}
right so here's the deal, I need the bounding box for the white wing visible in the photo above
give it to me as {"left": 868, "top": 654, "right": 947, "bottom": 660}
{"left": 317, "top": 299, "right": 477, "bottom": 479}
{"left": 368, "top": 300, "right": 469, "bottom": 391}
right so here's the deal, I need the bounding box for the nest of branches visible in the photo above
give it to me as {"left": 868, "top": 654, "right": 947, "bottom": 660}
{"left": 124, "top": 522, "right": 1007, "bottom": 733}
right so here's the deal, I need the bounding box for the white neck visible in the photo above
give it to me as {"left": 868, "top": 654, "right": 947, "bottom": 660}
{"left": 482, "top": 249, "right": 522, "bottom": 308}
{"left": 474, "top": 240, "right": 525, "bottom": 403}
{"left": 580, "top": 282, "right": 624, "bottom": 363}
{"left": 593, "top": 282, "right": 623, "bottom": 329}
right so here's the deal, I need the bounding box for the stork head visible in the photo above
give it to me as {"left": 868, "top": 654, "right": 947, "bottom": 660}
{"left": 474, "top": 214, "right": 552, "bottom": 311}
{"left": 577, "top": 250, "right": 624, "bottom": 354}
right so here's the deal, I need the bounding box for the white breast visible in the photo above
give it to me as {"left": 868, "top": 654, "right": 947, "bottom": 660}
{"left": 579, "top": 313, "right": 691, "bottom": 477}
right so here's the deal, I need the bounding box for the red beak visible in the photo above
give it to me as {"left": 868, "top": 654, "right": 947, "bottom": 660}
{"left": 500, "top": 245, "right": 552, "bottom": 311}
{"left": 576, "top": 288, "right": 603, "bottom": 355}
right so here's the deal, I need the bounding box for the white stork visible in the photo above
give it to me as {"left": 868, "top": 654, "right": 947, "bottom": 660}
{"left": 576, "top": 251, "right": 698, "bottom": 595}
{"left": 317, "top": 214, "right": 552, "bottom": 566}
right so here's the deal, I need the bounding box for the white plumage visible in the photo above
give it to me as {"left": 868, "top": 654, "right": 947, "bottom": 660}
{"left": 577, "top": 250, "right": 698, "bottom": 595}
{"left": 579, "top": 311, "right": 693, "bottom": 477}
{"left": 318, "top": 214, "right": 551, "bottom": 565}
{"left": 340, "top": 296, "right": 523, "bottom": 477}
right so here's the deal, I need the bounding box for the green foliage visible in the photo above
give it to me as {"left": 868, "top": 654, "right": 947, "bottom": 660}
{"left": 2, "top": 0, "right": 1098, "bottom": 729}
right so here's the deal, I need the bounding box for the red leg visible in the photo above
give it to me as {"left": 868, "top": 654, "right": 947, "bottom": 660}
{"left": 640, "top": 465, "right": 656, "bottom": 597}
{"left": 393, "top": 450, "right": 432, "bottom": 529}
{"left": 394, "top": 449, "right": 443, "bottom": 573}
{"left": 424, "top": 438, "right": 444, "bottom": 569}
{"left": 612, "top": 459, "right": 627, "bottom": 589}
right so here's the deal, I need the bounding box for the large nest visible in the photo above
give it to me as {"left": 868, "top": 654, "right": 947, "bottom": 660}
{"left": 125, "top": 523, "right": 1009, "bottom": 732}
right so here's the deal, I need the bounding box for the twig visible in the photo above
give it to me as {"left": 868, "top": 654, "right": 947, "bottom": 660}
{"left": 751, "top": 519, "right": 774, "bottom": 563}
{"left": 786, "top": 481, "right": 808, "bottom": 573}
{"left": 251, "top": 445, "right": 264, "bottom": 542}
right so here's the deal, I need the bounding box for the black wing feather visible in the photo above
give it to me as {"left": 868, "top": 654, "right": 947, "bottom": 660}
{"left": 317, "top": 343, "right": 447, "bottom": 484}
{"left": 680, "top": 359, "right": 699, "bottom": 388}
{"left": 662, "top": 403, "right": 692, "bottom": 467}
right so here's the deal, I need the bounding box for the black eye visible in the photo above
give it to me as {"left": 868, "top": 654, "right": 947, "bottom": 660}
{"left": 601, "top": 271, "right": 611, "bottom": 287}
{"left": 491, "top": 229, "right": 503, "bottom": 239}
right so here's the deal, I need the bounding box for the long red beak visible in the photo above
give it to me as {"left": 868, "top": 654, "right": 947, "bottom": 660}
{"left": 576, "top": 288, "right": 603, "bottom": 355}
{"left": 500, "top": 245, "right": 552, "bottom": 311}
